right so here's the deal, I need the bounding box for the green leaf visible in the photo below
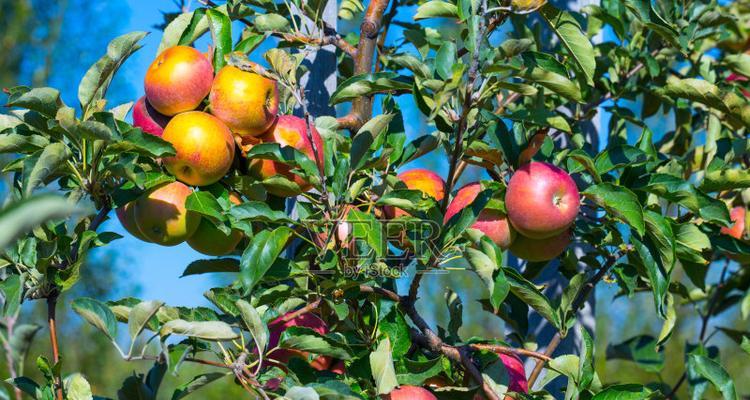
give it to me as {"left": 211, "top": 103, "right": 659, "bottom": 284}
{"left": 24, "top": 142, "right": 72, "bottom": 196}
{"left": 128, "top": 301, "right": 164, "bottom": 341}
{"left": 72, "top": 297, "right": 118, "bottom": 340}
{"left": 725, "top": 54, "right": 750, "bottom": 77}
{"left": 656, "top": 76, "right": 750, "bottom": 128}
{"left": 414, "top": 0, "right": 459, "bottom": 19}
{"left": 7, "top": 87, "right": 63, "bottom": 117}
{"left": 160, "top": 319, "right": 238, "bottom": 341}
{"left": 245, "top": 143, "right": 320, "bottom": 186}
{"left": 583, "top": 183, "right": 645, "bottom": 236}
{"left": 700, "top": 168, "right": 750, "bottom": 192}
{"left": 350, "top": 114, "right": 394, "bottom": 171}
{"left": 369, "top": 337, "right": 398, "bottom": 395}
{"left": 185, "top": 192, "right": 224, "bottom": 223}
{"left": 280, "top": 326, "right": 353, "bottom": 360}
{"left": 591, "top": 384, "right": 653, "bottom": 400}
{"left": 254, "top": 13, "right": 290, "bottom": 32}
{"left": 606, "top": 335, "right": 664, "bottom": 373}
{"left": 0, "top": 130, "right": 50, "bottom": 154}
{"left": 64, "top": 374, "right": 93, "bottom": 400}
{"left": 235, "top": 33, "right": 266, "bottom": 54}
{"left": 230, "top": 202, "right": 290, "bottom": 223}
{"left": 348, "top": 209, "right": 383, "bottom": 257}
{"left": 640, "top": 174, "right": 730, "bottom": 226}
{"left": 578, "top": 327, "right": 594, "bottom": 391}
{"left": 206, "top": 9, "right": 232, "bottom": 70}
{"left": 434, "top": 42, "right": 456, "bottom": 80}
{"left": 505, "top": 109, "right": 572, "bottom": 132}
{"left": 631, "top": 236, "right": 670, "bottom": 319}
{"left": 236, "top": 300, "right": 269, "bottom": 353}
{"left": 687, "top": 355, "right": 738, "bottom": 400}
{"left": 171, "top": 373, "right": 228, "bottom": 400}
{"left": 504, "top": 267, "right": 560, "bottom": 329}
{"left": 239, "top": 227, "right": 292, "bottom": 294}
{"left": 522, "top": 67, "right": 583, "bottom": 103}
{"left": 330, "top": 72, "right": 411, "bottom": 105}
{"left": 379, "top": 308, "right": 411, "bottom": 358}
{"left": 107, "top": 127, "right": 175, "bottom": 157}
{"left": 539, "top": 4, "right": 596, "bottom": 86}
{"left": 8, "top": 324, "right": 41, "bottom": 367}
{"left": 181, "top": 258, "right": 240, "bottom": 277}
{"left": 594, "top": 146, "right": 648, "bottom": 175}
{"left": 78, "top": 31, "right": 148, "bottom": 112}
{"left": 0, "top": 275, "right": 23, "bottom": 317}
{"left": 0, "top": 195, "right": 77, "bottom": 250}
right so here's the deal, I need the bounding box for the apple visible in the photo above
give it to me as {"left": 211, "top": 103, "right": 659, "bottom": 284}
{"left": 132, "top": 96, "right": 170, "bottom": 137}
{"left": 382, "top": 386, "right": 437, "bottom": 400}
{"left": 144, "top": 46, "right": 213, "bottom": 116}
{"left": 161, "top": 111, "right": 235, "bottom": 187}
{"left": 133, "top": 181, "right": 199, "bottom": 246}
{"left": 385, "top": 169, "right": 446, "bottom": 219}
{"left": 187, "top": 193, "right": 243, "bottom": 256}
{"left": 721, "top": 206, "right": 747, "bottom": 240}
{"left": 209, "top": 65, "right": 280, "bottom": 137}
{"left": 115, "top": 202, "right": 151, "bottom": 242}
{"left": 444, "top": 182, "right": 516, "bottom": 249}
{"left": 248, "top": 115, "right": 324, "bottom": 197}
{"left": 510, "top": 230, "right": 571, "bottom": 262}
{"left": 267, "top": 311, "right": 332, "bottom": 371}
{"left": 505, "top": 162, "right": 579, "bottom": 239}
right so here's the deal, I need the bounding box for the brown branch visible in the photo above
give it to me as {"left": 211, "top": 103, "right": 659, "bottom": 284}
{"left": 359, "top": 285, "right": 401, "bottom": 302}
{"left": 469, "top": 343, "right": 552, "bottom": 362}
{"left": 336, "top": 0, "right": 392, "bottom": 130}
{"left": 268, "top": 297, "right": 322, "bottom": 326}
{"left": 47, "top": 294, "right": 63, "bottom": 400}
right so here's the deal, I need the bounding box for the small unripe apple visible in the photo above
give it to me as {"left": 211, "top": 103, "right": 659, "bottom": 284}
{"left": 248, "top": 115, "right": 324, "bottom": 197}
{"left": 382, "top": 386, "right": 437, "bottom": 400}
{"left": 187, "top": 193, "right": 243, "bottom": 256}
{"left": 209, "top": 65, "right": 280, "bottom": 137}
{"left": 384, "top": 169, "right": 446, "bottom": 219}
{"left": 444, "top": 182, "right": 516, "bottom": 249}
{"left": 505, "top": 162, "right": 579, "bottom": 239}
{"left": 144, "top": 46, "right": 213, "bottom": 116}
{"left": 133, "top": 181, "right": 199, "bottom": 246}
{"left": 132, "top": 96, "right": 170, "bottom": 137}
{"left": 115, "top": 202, "right": 151, "bottom": 242}
{"left": 509, "top": 230, "right": 571, "bottom": 262}
{"left": 267, "top": 312, "right": 332, "bottom": 371}
{"left": 161, "top": 111, "right": 235, "bottom": 187}
{"left": 721, "top": 206, "right": 747, "bottom": 240}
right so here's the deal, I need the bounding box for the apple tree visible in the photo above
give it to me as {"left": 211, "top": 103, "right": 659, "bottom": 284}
{"left": 1, "top": 0, "right": 749, "bottom": 399}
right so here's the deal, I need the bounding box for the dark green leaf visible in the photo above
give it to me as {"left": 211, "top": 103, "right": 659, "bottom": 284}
{"left": 239, "top": 227, "right": 292, "bottom": 294}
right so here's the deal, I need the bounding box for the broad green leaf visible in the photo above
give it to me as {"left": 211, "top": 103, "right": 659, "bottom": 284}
{"left": 72, "top": 297, "right": 118, "bottom": 340}
{"left": 128, "top": 301, "right": 164, "bottom": 341}
{"left": 181, "top": 258, "right": 239, "bottom": 277}
{"left": 78, "top": 32, "right": 148, "bottom": 112}
{"left": 185, "top": 192, "right": 224, "bottom": 222}
{"left": 583, "top": 183, "right": 645, "bottom": 236}
{"left": 504, "top": 267, "right": 560, "bottom": 329}
{"left": 348, "top": 209, "right": 384, "bottom": 257}
{"left": 725, "top": 54, "right": 750, "bottom": 77}
{"left": 235, "top": 33, "right": 266, "bottom": 54}
{"left": 434, "top": 42, "right": 456, "bottom": 80}
{"left": 160, "top": 319, "right": 238, "bottom": 341}
{"left": 351, "top": 114, "right": 394, "bottom": 171}
{"left": 64, "top": 374, "right": 93, "bottom": 400}
{"left": 539, "top": 4, "right": 596, "bottom": 86}
{"left": 8, "top": 324, "right": 41, "bottom": 366}
{"left": 606, "top": 335, "right": 664, "bottom": 373}
{"left": 701, "top": 168, "right": 750, "bottom": 192}
{"left": 245, "top": 143, "right": 320, "bottom": 186}
{"left": 236, "top": 300, "right": 269, "bottom": 352}
{"left": 523, "top": 67, "right": 583, "bottom": 103}
{"left": 106, "top": 127, "right": 175, "bottom": 157}
{"left": 656, "top": 76, "right": 750, "bottom": 128}
{"left": 6, "top": 87, "right": 63, "bottom": 117}
{"left": 230, "top": 202, "right": 290, "bottom": 223}
{"left": 578, "top": 327, "right": 595, "bottom": 391}
{"left": 280, "top": 326, "right": 353, "bottom": 360}
{"left": 0, "top": 130, "right": 50, "bottom": 154}
{"left": 414, "top": 0, "right": 459, "bottom": 19}
{"left": 0, "top": 195, "right": 76, "bottom": 250}
{"left": 330, "top": 73, "right": 411, "bottom": 105}
{"left": 239, "top": 227, "right": 292, "bottom": 294}
{"left": 688, "top": 355, "right": 738, "bottom": 400}
{"left": 505, "top": 109, "right": 572, "bottom": 132}
{"left": 206, "top": 9, "right": 232, "bottom": 70}
{"left": 591, "top": 384, "right": 653, "bottom": 400}
{"left": 639, "top": 174, "right": 730, "bottom": 225}
{"left": 631, "top": 236, "right": 670, "bottom": 318}
{"left": 171, "top": 373, "right": 228, "bottom": 400}
{"left": 370, "top": 337, "right": 398, "bottom": 395}
{"left": 0, "top": 274, "right": 23, "bottom": 317}
{"left": 594, "top": 146, "right": 648, "bottom": 175}
{"left": 24, "top": 142, "right": 72, "bottom": 195}
{"left": 254, "top": 13, "right": 290, "bottom": 32}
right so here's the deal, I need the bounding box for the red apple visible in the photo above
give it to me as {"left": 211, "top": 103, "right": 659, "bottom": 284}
{"left": 382, "top": 386, "right": 437, "bottom": 400}
{"left": 248, "top": 115, "right": 325, "bottom": 197}
{"left": 509, "top": 230, "right": 571, "bottom": 262}
{"left": 209, "top": 65, "right": 280, "bottom": 137}
{"left": 384, "top": 169, "right": 446, "bottom": 219}
{"left": 505, "top": 162, "right": 579, "bottom": 239}
{"left": 115, "top": 202, "right": 151, "bottom": 242}
{"left": 144, "top": 46, "right": 213, "bottom": 116}
{"left": 721, "top": 206, "right": 746, "bottom": 240}
{"left": 132, "top": 96, "right": 170, "bottom": 137}
{"left": 267, "top": 312, "right": 332, "bottom": 371}
{"left": 444, "top": 182, "right": 516, "bottom": 249}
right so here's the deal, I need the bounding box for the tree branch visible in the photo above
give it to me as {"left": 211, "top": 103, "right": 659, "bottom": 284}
{"left": 336, "top": 0, "right": 392, "bottom": 130}
{"left": 47, "top": 294, "right": 63, "bottom": 400}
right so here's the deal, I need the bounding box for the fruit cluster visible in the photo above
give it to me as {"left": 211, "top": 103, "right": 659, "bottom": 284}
{"left": 392, "top": 161, "right": 580, "bottom": 262}
{"left": 118, "top": 45, "right": 324, "bottom": 254}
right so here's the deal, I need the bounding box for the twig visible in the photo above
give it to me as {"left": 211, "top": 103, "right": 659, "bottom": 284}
{"left": 469, "top": 343, "right": 552, "bottom": 362}
{"left": 527, "top": 248, "right": 628, "bottom": 389}
{"left": 268, "top": 297, "right": 322, "bottom": 326}
{"left": 47, "top": 294, "right": 64, "bottom": 400}
{"left": 359, "top": 284, "right": 401, "bottom": 302}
